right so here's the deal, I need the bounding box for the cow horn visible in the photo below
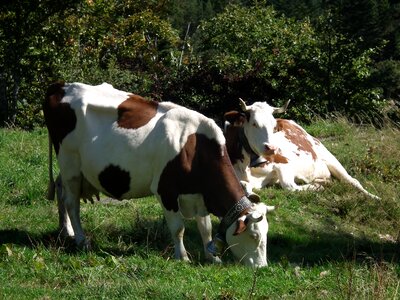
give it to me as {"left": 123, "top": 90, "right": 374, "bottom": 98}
{"left": 239, "top": 98, "right": 248, "bottom": 112}
{"left": 273, "top": 99, "right": 291, "bottom": 115}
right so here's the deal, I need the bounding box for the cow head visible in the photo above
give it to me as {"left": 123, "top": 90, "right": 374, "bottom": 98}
{"left": 226, "top": 203, "right": 275, "bottom": 267}
{"left": 224, "top": 99, "right": 290, "bottom": 157}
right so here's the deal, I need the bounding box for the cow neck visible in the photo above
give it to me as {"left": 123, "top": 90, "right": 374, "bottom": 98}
{"left": 238, "top": 128, "right": 267, "bottom": 167}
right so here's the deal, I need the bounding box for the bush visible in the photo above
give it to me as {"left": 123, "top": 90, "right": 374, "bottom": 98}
{"left": 175, "top": 5, "right": 388, "bottom": 123}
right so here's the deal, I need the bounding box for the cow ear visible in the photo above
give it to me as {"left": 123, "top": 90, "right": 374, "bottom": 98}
{"left": 224, "top": 111, "right": 246, "bottom": 126}
{"left": 233, "top": 216, "right": 247, "bottom": 235}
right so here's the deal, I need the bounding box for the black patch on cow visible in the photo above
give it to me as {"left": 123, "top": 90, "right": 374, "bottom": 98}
{"left": 98, "top": 165, "right": 130, "bottom": 199}
{"left": 224, "top": 123, "right": 245, "bottom": 165}
{"left": 43, "top": 82, "right": 77, "bottom": 154}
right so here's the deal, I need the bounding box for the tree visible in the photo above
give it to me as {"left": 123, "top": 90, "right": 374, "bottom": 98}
{"left": 169, "top": 4, "right": 385, "bottom": 122}
{"left": 0, "top": 0, "right": 80, "bottom": 127}
{"left": 0, "top": 0, "right": 181, "bottom": 128}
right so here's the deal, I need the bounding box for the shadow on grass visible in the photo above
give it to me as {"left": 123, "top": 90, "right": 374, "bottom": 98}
{"left": 268, "top": 219, "right": 399, "bottom": 265}
{"left": 0, "top": 228, "right": 80, "bottom": 254}
{"left": 1, "top": 221, "right": 398, "bottom": 265}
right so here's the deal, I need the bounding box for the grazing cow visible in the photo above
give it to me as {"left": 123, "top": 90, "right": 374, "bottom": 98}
{"left": 43, "top": 82, "right": 275, "bottom": 268}
{"left": 224, "top": 99, "right": 380, "bottom": 200}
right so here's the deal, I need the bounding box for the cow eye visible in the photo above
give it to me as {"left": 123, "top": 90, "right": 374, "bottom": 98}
{"left": 252, "top": 122, "right": 258, "bottom": 128}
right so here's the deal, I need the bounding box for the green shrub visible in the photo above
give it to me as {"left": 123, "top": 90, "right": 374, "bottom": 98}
{"left": 178, "top": 5, "right": 388, "bottom": 123}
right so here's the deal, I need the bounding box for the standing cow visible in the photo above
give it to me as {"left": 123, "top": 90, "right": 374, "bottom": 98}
{"left": 43, "top": 82, "right": 275, "bottom": 268}
{"left": 224, "top": 99, "right": 380, "bottom": 200}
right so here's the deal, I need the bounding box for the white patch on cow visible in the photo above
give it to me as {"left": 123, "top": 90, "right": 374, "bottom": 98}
{"left": 178, "top": 194, "right": 209, "bottom": 218}
{"left": 243, "top": 102, "right": 277, "bottom": 157}
{"left": 62, "top": 82, "right": 131, "bottom": 111}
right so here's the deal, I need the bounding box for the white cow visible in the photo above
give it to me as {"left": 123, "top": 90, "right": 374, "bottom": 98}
{"left": 43, "top": 82, "right": 275, "bottom": 268}
{"left": 224, "top": 99, "right": 380, "bottom": 200}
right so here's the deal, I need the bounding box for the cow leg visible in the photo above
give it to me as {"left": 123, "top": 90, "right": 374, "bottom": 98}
{"left": 177, "top": 194, "right": 221, "bottom": 263}
{"left": 325, "top": 159, "right": 380, "bottom": 199}
{"left": 195, "top": 215, "right": 222, "bottom": 263}
{"left": 55, "top": 174, "right": 76, "bottom": 239}
{"left": 162, "top": 208, "right": 189, "bottom": 261}
{"left": 274, "top": 165, "right": 305, "bottom": 191}
{"left": 276, "top": 166, "right": 324, "bottom": 192}
{"left": 295, "top": 182, "right": 324, "bottom": 191}
{"left": 54, "top": 174, "right": 74, "bottom": 238}
{"left": 57, "top": 151, "right": 89, "bottom": 248}
{"left": 58, "top": 199, "right": 74, "bottom": 238}
{"left": 57, "top": 187, "right": 75, "bottom": 238}
{"left": 62, "top": 176, "right": 88, "bottom": 249}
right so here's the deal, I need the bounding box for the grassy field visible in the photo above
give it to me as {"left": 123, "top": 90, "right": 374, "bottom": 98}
{"left": 0, "top": 119, "right": 399, "bottom": 299}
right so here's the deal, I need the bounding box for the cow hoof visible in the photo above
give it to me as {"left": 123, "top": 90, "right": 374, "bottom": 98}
{"left": 59, "top": 227, "right": 75, "bottom": 239}
{"left": 175, "top": 254, "right": 190, "bottom": 262}
{"left": 210, "top": 256, "right": 222, "bottom": 264}
{"left": 204, "top": 254, "right": 222, "bottom": 264}
{"left": 76, "top": 239, "right": 91, "bottom": 251}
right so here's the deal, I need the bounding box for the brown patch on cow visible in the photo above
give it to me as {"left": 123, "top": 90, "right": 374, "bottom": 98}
{"left": 117, "top": 95, "right": 158, "bottom": 129}
{"left": 224, "top": 124, "right": 244, "bottom": 164}
{"left": 43, "top": 82, "right": 76, "bottom": 154}
{"left": 275, "top": 119, "right": 317, "bottom": 160}
{"left": 264, "top": 153, "right": 289, "bottom": 164}
{"left": 98, "top": 164, "right": 130, "bottom": 199}
{"left": 233, "top": 218, "right": 248, "bottom": 235}
{"left": 157, "top": 133, "right": 245, "bottom": 218}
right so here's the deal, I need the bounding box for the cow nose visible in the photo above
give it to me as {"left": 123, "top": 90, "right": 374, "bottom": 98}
{"left": 247, "top": 257, "right": 268, "bottom": 268}
{"left": 264, "top": 143, "right": 277, "bottom": 155}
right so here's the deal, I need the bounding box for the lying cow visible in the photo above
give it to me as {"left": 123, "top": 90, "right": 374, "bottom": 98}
{"left": 43, "top": 82, "right": 275, "bottom": 268}
{"left": 224, "top": 99, "right": 380, "bottom": 200}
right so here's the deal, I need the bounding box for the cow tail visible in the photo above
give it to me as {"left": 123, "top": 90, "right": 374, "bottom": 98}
{"left": 47, "top": 133, "right": 56, "bottom": 200}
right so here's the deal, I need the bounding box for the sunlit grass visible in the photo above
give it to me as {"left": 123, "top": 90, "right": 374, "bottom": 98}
{"left": 0, "top": 120, "right": 399, "bottom": 299}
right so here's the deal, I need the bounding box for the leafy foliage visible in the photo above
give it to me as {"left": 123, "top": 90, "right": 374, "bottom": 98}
{"left": 0, "top": 0, "right": 399, "bottom": 128}
{"left": 169, "top": 5, "right": 386, "bottom": 123}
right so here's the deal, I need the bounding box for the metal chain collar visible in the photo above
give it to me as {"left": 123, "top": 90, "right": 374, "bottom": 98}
{"left": 219, "top": 196, "right": 253, "bottom": 236}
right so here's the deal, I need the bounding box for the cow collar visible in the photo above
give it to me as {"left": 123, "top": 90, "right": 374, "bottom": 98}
{"left": 238, "top": 128, "right": 267, "bottom": 167}
{"left": 207, "top": 196, "right": 253, "bottom": 256}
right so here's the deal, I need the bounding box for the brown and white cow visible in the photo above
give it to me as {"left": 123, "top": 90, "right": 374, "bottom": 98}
{"left": 224, "top": 99, "right": 380, "bottom": 200}
{"left": 43, "top": 82, "right": 275, "bottom": 268}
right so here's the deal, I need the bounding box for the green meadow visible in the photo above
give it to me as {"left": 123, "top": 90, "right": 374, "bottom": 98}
{"left": 0, "top": 119, "right": 399, "bottom": 299}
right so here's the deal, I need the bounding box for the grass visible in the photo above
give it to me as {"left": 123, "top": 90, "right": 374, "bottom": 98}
{"left": 0, "top": 121, "right": 399, "bottom": 299}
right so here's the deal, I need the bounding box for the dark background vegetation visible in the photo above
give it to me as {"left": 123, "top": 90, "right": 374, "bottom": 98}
{"left": 1, "top": 0, "right": 400, "bottom": 129}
